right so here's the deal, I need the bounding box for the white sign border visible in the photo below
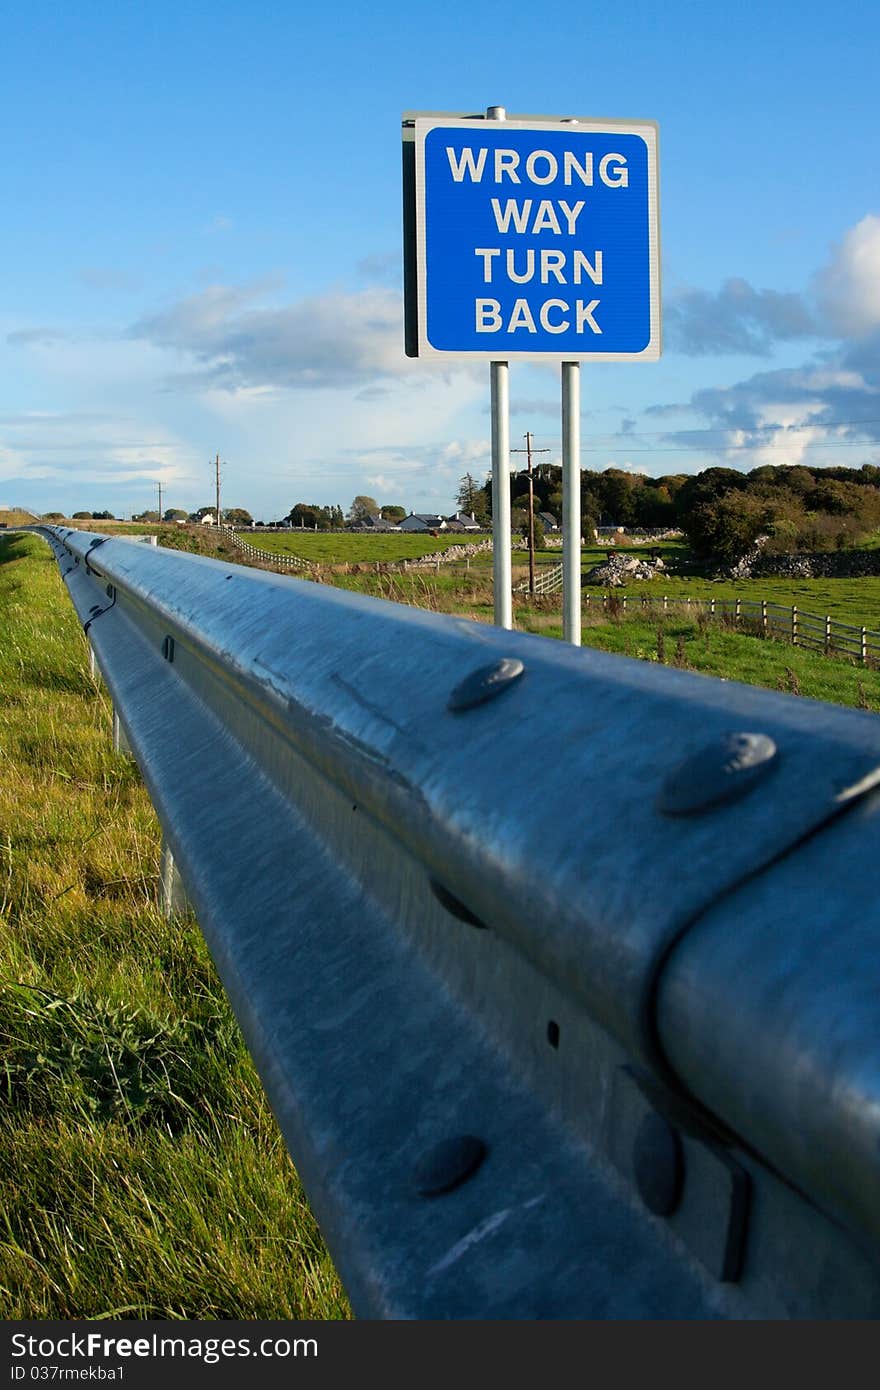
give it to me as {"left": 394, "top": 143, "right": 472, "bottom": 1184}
{"left": 412, "top": 114, "right": 661, "bottom": 363}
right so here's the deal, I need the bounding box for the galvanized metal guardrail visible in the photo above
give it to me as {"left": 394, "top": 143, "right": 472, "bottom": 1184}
{"left": 30, "top": 525, "right": 880, "bottom": 1318}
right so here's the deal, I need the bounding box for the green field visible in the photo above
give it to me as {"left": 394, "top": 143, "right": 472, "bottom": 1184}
{"left": 226, "top": 531, "right": 880, "bottom": 631}
{"left": 238, "top": 527, "right": 491, "bottom": 565}
{"left": 0, "top": 533, "right": 350, "bottom": 1319}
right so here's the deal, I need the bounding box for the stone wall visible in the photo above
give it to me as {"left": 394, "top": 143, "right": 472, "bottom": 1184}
{"left": 727, "top": 547, "right": 880, "bottom": 580}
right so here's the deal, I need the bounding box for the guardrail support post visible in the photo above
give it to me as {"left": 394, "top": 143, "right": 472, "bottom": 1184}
{"left": 88, "top": 643, "right": 97, "bottom": 680}
{"left": 112, "top": 707, "right": 131, "bottom": 755}
{"left": 159, "top": 837, "right": 188, "bottom": 917}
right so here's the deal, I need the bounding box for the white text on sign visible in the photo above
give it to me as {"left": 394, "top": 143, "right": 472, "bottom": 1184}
{"left": 447, "top": 144, "right": 630, "bottom": 338}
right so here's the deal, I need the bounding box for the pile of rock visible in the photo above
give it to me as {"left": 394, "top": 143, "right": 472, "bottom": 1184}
{"left": 583, "top": 552, "right": 665, "bottom": 586}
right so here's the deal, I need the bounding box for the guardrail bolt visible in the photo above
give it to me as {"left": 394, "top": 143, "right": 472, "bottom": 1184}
{"left": 657, "top": 731, "right": 778, "bottom": 816}
{"left": 429, "top": 878, "right": 487, "bottom": 929}
{"left": 413, "top": 1135, "right": 487, "bottom": 1196}
{"left": 633, "top": 1113, "right": 684, "bottom": 1217}
{"left": 447, "top": 657, "right": 524, "bottom": 712}
{"left": 162, "top": 636, "right": 175, "bottom": 663}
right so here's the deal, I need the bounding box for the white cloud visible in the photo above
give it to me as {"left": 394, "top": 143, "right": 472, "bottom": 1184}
{"left": 132, "top": 282, "right": 420, "bottom": 390}
{"left": 0, "top": 411, "right": 196, "bottom": 487}
{"left": 813, "top": 214, "right": 880, "bottom": 337}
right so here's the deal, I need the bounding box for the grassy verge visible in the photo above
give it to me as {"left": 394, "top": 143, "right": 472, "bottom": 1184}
{"left": 0, "top": 534, "right": 350, "bottom": 1319}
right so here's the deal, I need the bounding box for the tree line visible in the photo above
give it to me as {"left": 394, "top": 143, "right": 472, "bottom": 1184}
{"left": 40, "top": 461, "right": 880, "bottom": 560}
{"left": 471, "top": 462, "right": 880, "bottom": 559}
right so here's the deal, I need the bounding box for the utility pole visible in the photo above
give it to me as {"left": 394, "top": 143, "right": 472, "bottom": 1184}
{"left": 511, "top": 432, "right": 550, "bottom": 595}
{"left": 214, "top": 453, "right": 222, "bottom": 526}
{"left": 157, "top": 481, "right": 164, "bottom": 522}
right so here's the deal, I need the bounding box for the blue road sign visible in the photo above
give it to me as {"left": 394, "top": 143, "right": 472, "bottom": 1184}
{"left": 405, "top": 114, "right": 660, "bottom": 361}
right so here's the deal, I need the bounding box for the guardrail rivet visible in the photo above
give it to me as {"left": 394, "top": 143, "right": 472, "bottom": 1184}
{"left": 429, "top": 878, "right": 487, "bottom": 929}
{"left": 633, "top": 1113, "right": 684, "bottom": 1217}
{"left": 413, "top": 1135, "right": 487, "bottom": 1196}
{"left": 657, "top": 731, "right": 778, "bottom": 816}
{"left": 162, "top": 636, "right": 175, "bottom": 663}
{"left": 448, "top": 657, "right": 524, "bottom": 712}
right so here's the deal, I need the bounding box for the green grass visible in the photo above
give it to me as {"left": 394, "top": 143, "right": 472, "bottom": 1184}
{"left": 0, "top": 533, "right": 350, "bottom": 1319}
{"left": 577, "top": 542, "right": 880, "bottom": 628}
{"left": 238, "top": 528, "right": 491, "bottom": 565}
{"left": 573, "top": 610, "right": 880, "bottom": 710}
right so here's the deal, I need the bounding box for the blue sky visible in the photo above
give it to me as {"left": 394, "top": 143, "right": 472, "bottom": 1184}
{"left": 2, "top": 0, "right": 879, "bottom": 520}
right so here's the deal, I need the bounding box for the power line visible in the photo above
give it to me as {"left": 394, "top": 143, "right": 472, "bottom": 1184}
{"left": 575, "top": 440, "right": 880, "bottom": 455}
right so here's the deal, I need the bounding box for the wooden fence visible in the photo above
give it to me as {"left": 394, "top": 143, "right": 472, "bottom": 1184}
{"left": 583, "top": 592, "right": 880, "bottom": 667}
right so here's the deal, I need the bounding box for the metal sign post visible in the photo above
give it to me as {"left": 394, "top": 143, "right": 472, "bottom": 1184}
{"left": 490, "top": 358, "right": 512, "bottom": 628}
{"left": 562, "top": 362, "right": 581, "bottom": 645}
{"left": 402, "top": 107, "right": 660, "bottom": 639}
{"left": 486, "top": 106, "right": 512, "bottom": 628}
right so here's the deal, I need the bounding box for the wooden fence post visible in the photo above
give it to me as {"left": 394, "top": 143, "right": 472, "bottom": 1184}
{"left": 825, "top": 614, "right": 832, "bottom": 654}
{"left": 792, "top": 606, "right": 799, "bottom": 646}
{"left": 862, "top": 627, "right": 868, "bottom": 665}
{"left": 762, "top": 599, "right": 768, "bottom": 633}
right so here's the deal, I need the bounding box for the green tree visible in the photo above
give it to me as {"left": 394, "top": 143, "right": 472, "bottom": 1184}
{"left": 348, "top": 495, "right": 380, "bottom": 524}
{"left": 682, "top": 492, "right": 771, "bottom": 560}
{"left": 223, "top": 507, "right": 253, "bottom": 525}
{"left": 456, "top": 473, "right": 489, "bottom": 523}
{"left": 163, "top": 509, "right": 189, "bottom": 522}
{"left": 381, "top": 504, "right": 406, "bottom": 522}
